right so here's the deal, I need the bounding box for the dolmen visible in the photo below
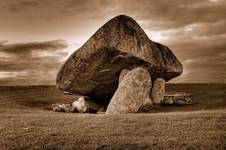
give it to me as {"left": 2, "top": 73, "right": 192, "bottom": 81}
{"left": 56, "top": 15, "right": 183, "bottom": 114}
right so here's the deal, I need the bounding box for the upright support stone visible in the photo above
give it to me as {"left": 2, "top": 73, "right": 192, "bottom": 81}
{"left": 118, "top": 69, "right": 130, "bottom": 84}
{"left": 106, "top": 67, "right": 152, "bottom": 114}
{"left": 151, "top": 78, "right": 166, "bottom": 104}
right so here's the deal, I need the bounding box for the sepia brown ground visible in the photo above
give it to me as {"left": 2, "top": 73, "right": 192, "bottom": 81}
{"left": 0, "top": 84, "right": 226, "bottom": 149}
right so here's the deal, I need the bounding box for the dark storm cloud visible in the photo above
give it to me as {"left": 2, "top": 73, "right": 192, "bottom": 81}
{"left": 196, "top": 21, "right": 226, "bottom": 36}
{"left": 1, "top": 0, "right": 225, "bottom": 27}
{"left": 117, "top": 0, "right": 226, "bottom": 30}
{"left": 0, "top": 0, "right": 114, "bottom": 21}
{"left": 167, "top": 33, "right": 226, "bottom": 83}
{"left": 0, "top": 0, "right": 40, "bottom": 12}
{"left": 0, "top": 40, "right": 67, "bottom": 55}
{"left": 125, "top": 0, "right": 226, "bottom": 83}
{"left": 0, "top": 40, "right": 68, "bottom": 85}
{"left": 0, "top": 55, "right": 66, "bottom": 72}
{"left": 59, "top": 0, "right": 111, "bottom": 17}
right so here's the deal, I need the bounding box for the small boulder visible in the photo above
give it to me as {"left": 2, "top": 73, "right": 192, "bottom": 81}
{"left": 51, "top": 103, "right": 75, "bottom": 112}
{"left": 64, "top": 103, "right": 75, "bottom": 112}
{"left": 72, "top": 96, "right": 102, "bottom": 113}
{"left": 52, "top": 105, "right": 62, "bottom": 112}
{"left": 51, "top": 103, "right": 64, "bottom": 112}
{"left": 106, "top": 67, "right": 152, "bottom": 114}
{"left": 162, "top": 92, "right": 195, "bottom": 106}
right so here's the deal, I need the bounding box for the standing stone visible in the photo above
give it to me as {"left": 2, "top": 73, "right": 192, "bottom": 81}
{"left": 118, "top": 69, "right": 130, "bottom": 84}
{"left": 151, "top": 78, "right": 166, "bottom": 104}
{"left": 106, "top": 67, "right": 152, "bottom": 114}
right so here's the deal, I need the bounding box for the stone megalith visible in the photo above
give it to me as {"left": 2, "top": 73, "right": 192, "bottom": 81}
{"left": 56, "top": 15, "right": 183, "bottom": 107}
{"left": 106, "top": 67, "right": 152, "bottom": 114}
{"left": 151, "top": 78, "right": 166, "bottom": 104}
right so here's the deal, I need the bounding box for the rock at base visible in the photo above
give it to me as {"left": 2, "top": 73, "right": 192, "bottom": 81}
{"left": 137, "top": 103, "right": 153, "bottom": 112}
{"left": 51, "top": 103, "right": 75, "bottom": 112}
{"left": 106, "top": 67, "right": 152, "bottom": 114}
{"left": 162, "top": 92, "right": 195, "bottom": 106}
{"left": 151, "top": 78, "right": 165, "bottom": 104}
{"left": 51, "top": 96, "right": 102, "bottom": 113}
{"left": 72, "top": 96, "right": 102, "bottom": 113}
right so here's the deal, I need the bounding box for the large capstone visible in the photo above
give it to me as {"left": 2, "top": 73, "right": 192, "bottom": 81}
{"left": 106, "top": 67, "right": 152, "bottom": 114}
{"left": 56, "top": 15, "right": 183, "bottom": 106}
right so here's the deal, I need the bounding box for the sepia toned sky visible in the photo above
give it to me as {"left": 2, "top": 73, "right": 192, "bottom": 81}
{"left": 0, "top": 0, "right": 225, "bottom": 85}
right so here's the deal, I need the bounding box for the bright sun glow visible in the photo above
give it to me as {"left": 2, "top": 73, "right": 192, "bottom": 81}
{"left": 209, "top": 0, "right": 220, "bottom": 2}
{"left": 66, "top": 43, "right": 82, "bottom": 56}
{"left": 0, "top": 71, "right": 16, "bottom": 78}
{"left": 148, "top": 31, "right": 165, "bottom": 42}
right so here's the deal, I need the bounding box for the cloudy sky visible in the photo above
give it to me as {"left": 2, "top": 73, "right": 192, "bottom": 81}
{"left": 0, "top": 0, "right": 225, "bottom": 85}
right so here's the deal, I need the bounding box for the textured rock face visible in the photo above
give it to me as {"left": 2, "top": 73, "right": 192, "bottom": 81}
{"left": 51, "top": 97, "right": 102, "bottom": 113}
{"left": 51, "top": 103, "right": 75, "bottom": 112}
{"left": 118, "top": 69, "right": 130, "bottom": 84}
{"left": 106, "top": 67, "right": 152, "bottom": 114}
{"left": 151, "top": 78, "right": 166, "bottom": 104}
{"left": 56, "top": 15, "right": 183, "bottom": 105}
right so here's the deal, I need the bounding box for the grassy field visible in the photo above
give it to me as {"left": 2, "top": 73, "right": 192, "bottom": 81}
{"left": 0, "top": 84, "right": 226, "bottom": 149}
